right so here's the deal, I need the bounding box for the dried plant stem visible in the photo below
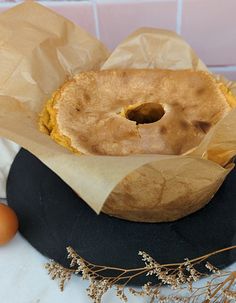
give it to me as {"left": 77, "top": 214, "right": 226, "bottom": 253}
{"left": 45, "top": 245, "right": 236, "bottom": 303}
{"left": 163, "top": 245, "right": 236, "bottom": 267}
{"left": 79, "top": 245, "right": 236, "bottom": 275}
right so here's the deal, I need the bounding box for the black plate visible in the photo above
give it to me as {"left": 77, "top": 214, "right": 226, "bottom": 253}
{"left": 6, "top": 149, "right": 236, "bottom": 285}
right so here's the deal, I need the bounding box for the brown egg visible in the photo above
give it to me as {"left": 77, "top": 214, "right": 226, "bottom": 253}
{"left": 0, "top": 202, "right": 19, "bottom": 245}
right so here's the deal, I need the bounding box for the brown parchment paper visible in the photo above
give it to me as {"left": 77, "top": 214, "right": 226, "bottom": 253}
{"left": 0, "top": 2, "right": 236, "bottom": 216}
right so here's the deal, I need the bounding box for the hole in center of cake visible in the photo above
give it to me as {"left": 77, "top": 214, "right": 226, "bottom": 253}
{"left": 125, "top": 103, "right": 165, "bottom": 124}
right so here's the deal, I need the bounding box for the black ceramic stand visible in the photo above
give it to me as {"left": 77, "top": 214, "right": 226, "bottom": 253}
{"left": 6, "top": 149, "right": 236, "bottom": 285}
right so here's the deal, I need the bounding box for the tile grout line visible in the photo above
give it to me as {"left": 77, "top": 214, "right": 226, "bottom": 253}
{"left": 209, "top": 66, "right": 236, "bottom": 72}
{"left": 89, "top": 0, "right": 177, "bottom": 3}
{"left": 176, "top": 0, "right": 183, "bottom": 35}
{"left": 91, "top": 0, "right": 100, "bottom": 40}
{"left": 0, "top": 2, "right": 16, "bottom": 8}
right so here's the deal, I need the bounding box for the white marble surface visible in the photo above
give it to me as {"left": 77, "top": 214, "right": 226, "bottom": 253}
{"left": 0, "top": 138, "right": 236, "bottom": 303}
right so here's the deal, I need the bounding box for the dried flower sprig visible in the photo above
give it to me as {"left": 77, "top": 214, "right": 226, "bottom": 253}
{"left": 45, "top": 245, "right": 236, "bottom": 303}
{"left": 45, "top": 261, "right": 74, "bottom": 291}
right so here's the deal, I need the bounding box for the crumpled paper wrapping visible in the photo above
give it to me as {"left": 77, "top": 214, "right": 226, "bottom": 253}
{"left": 0, "top": 2, "right": 235, "bottom": 220}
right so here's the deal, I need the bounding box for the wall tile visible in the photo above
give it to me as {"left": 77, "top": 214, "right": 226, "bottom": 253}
{"left": 0, "top": 2, "right": 96, "bottom": 36}
{"left": 97, "top": 0, "right": 177, "bottom": 50}
{"left": 46, "top": 2, "right": 96, "bottom": 36}
{"left": 182, "top": 0, "right": 236, "bottom": 66}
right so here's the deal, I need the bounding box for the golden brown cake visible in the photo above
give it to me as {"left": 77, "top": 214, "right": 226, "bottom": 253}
{"left": 39, "top": 69, "right": 235, "bottom": 156}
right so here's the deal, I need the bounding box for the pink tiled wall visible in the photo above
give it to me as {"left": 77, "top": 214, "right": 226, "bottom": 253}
{"left": 0, "top": 0, "right": 236, "bottom": 80}
{"left": 97, "top": 1, "right": 177, "bottom": 50}
{"left": 181, "top": 0, "right": 236, "bottom": 66}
